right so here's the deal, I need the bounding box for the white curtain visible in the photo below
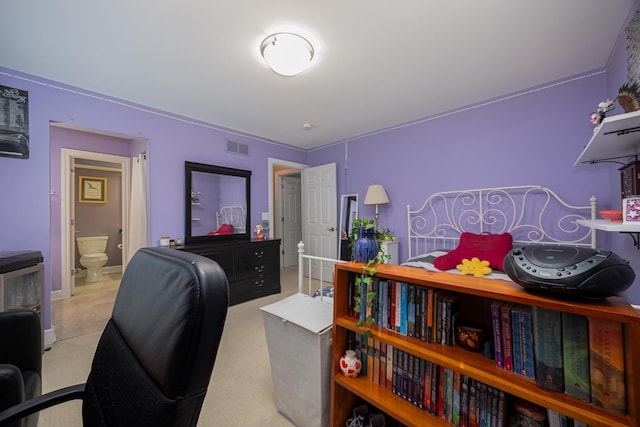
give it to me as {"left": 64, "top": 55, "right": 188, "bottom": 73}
{"left": 127, "top": 153, "right": 148, "bottom": 262}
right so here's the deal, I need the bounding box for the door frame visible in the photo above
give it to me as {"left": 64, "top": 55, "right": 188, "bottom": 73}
{"left": 60, "top": 148, "right": 131, "bottom": 299}
{"left": 268, "top": 157, "right": 307, "bottom": 245}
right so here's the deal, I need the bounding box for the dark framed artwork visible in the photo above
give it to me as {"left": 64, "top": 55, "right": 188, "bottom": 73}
{"left": 79, "top": 176, "right": 108, "bottom": 203}
{"left": 0, "top": 85, "right": 29, "bottom": 159}
{"left": 627, "top": 8, "right": 640, "bottom": 85}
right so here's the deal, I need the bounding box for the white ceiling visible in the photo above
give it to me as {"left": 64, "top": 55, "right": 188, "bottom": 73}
{"left": 0, "top": 1, "right": 635, "bottom": 150}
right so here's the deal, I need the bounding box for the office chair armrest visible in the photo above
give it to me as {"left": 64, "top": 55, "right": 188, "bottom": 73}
{"left": 0, "top": 383, "right": 85, "bottom": 426}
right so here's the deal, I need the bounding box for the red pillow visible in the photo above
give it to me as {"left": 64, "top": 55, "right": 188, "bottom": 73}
{"left": 433, "top": 232, "right": 513, "bottom": 272}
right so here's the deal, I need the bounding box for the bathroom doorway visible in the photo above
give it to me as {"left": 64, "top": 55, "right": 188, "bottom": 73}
{"left": 60, "top": 148, "right": 130, "bottom": 299}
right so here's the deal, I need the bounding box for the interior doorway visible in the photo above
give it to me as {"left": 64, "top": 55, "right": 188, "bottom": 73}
{"left": 268, "top": 158, "right": 307, "bottom": 268}
{"left": 60, "top": 148, "right": 131, "bottom": 299}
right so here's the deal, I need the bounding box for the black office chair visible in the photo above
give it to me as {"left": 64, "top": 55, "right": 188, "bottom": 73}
{"left": 0, "top": 309, "right": 42, "bottom": 427}
{"left": 0, "top": 247, "right": 229, "bottom": 427}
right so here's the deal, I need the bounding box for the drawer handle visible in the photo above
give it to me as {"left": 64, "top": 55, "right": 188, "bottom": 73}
{"left": 255, "top": 280, "right": 264, "bottom": 287}
{"left": 255, "top": 266, "right": 264, "bottom": 273}
{"left": 254, "top": 251, "right": 264, "bottom": 258}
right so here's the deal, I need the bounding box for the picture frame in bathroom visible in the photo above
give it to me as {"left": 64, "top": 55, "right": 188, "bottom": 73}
{"left": 78, "top": 176, "right": 107, "bottom": 203}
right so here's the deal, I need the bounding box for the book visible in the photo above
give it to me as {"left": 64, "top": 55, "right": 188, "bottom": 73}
{"left": 373, "top": 338, "right": 380, "bottom": 384}
{"left": 490, "top": 300, "right": 504, "bottom": 368}
{"left": 561, "top": 312, "right": 590, "bottom": 402}
{"left": 532, "top": 306, "right": 564, "bottom": 392}
{"left": 427, "top": 288, "right": 435, "bottom": 343}
{"left": 379, "top": 341, "right": 387, "bottom": 388}
{"left": 399, "top": 282, "right": 408, "bottom": 335}
{"left": 511, "top": 304, "right": 535, "bottom": 378}
{"left": 386, "top": 343, "right": 393, "bottom": 390}
{"left": 452, "top": 371, "right": 461, "bottom": 426}
{"left": 500, "top": 302, "right": 514, "bottom": 372}
{"left": 589, "top": 317, "right": 626, "bottom": 415}
{"left": 408, "top": 284, "right": 416, "bottom": 337}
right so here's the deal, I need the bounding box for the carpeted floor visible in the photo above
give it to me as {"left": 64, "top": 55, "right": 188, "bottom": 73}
{"left": 38, "top": 266, "right": 319, "bottom": 426}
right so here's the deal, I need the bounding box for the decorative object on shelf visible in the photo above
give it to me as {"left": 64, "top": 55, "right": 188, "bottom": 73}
{"left": 617, "top": 81, "right": 640, "bottom": 113}
{"left": 589, "top": 98, "right": 615, "bottom": 130}
{"left": 339, "top": 350, "right": 361, "bottom": 378}
{"left": 599, "top": 209, "right": 622, "bottom": 222}
{"left": 455, "top": 321, "right": 486, "bottom": 352}
{"left": 456, "top": 257, "right": 492, "bottom": 277}
{"left": 254, "top": 224, "right": 264, "bottom": 240}
{"left": 191, "top": 189, "right": 200, "bottom": 204}
{"left": 364, "top": 184, "right": 390, "bottom": 230}
{"left": 353, "top": 222, "right": 379, "bottom": 263}
{"left": 623, "top": 197, "right": 640, "bottom": 223}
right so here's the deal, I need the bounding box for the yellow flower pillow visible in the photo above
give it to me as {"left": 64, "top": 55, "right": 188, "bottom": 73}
{"left": 456, "top": 257, "right": 492, "bottom": 277}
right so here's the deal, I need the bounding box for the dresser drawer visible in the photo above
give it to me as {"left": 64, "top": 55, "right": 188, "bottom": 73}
{"left": 230, "top": 272, "right": 280, "bottom": 305}
{"left": 182, "top": 247, "right": 234, "bottom": 279}
{"left": 234, "top": 244, "right": 279, "bottom": 280}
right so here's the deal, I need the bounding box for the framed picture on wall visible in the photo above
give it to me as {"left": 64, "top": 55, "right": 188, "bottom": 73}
{"left": 79, "top": 176, "right": 107, "bottom": 203}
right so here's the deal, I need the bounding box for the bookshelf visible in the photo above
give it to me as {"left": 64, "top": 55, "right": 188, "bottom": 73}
{"left": 330, "top": 262, "right": 640, "bottom": 427}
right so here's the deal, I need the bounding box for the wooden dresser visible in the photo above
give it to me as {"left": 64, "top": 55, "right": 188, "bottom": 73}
{"left": 180, "top": 239, "right": 281, "bottom": 305}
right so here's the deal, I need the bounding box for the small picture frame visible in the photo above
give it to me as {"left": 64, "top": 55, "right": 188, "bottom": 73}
{"left": 78, "top": 176, "right": 107, "bottom": 203}
{"left": 623, "top": 197, "right": 640, "bottom": 223}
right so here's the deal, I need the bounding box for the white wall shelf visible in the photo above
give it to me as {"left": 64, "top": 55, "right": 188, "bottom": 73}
{"left": 578, "top": 219, "right": 640, "bottom": 249}
{"left": 574, "top": 109, "right": 640, "bottom": 165}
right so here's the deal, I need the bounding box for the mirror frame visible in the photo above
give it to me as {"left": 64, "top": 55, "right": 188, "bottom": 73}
{"left": 184, "top": 161, "right": 251, "bottom": 245}
{"left": 338, "top": 193, "right": 358, "bottom": 260}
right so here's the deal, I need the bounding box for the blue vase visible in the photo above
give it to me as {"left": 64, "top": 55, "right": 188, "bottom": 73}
{"left": 354, "top": 225, "right": 378, "bottom": 263}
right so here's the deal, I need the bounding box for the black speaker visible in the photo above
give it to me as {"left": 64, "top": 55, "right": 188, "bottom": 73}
{"left": 503, "top": 245, "right": 635, "bottom": 299}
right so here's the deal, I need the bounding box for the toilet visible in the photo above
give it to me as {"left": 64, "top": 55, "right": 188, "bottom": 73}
{"left": 77, "top": 236, "right": 109, "bottom": 283}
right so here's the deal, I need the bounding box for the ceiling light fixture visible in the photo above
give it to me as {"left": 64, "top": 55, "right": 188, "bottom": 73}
{"left": 260, "top": 32, "right": 314, "bottom": 77}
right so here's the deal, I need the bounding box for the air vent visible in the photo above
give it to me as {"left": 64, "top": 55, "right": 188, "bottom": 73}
{"left": 227, "top": 140, "right": 249, "bottom": 156}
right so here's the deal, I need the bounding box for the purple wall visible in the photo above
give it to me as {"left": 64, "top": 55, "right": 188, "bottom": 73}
{"left": 2, "top": 3, "right": 640, "bottom": 337}
{"left": 0, "top": 69, "right": 306, "bottom": 330}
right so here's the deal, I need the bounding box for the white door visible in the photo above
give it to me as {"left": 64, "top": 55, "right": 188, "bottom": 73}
{"left": 282, "top": 175, "right": 302, "bottom": 267}
{"left": 301, "top": 163, "right": 337, "bottom": 280}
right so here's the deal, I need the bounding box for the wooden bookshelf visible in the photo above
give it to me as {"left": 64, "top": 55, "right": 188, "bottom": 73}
{"left": 330, "top": 262, "right": 640, "bottom": 427}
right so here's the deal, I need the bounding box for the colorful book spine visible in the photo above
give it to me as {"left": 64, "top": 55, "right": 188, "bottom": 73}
{"left": 589, "top": 317, "right": 626, "bottom": 415}
{"left": 490, "top": 300, "right": 504, "bottom": 368}
{"left": 510, "top": 306, "right": 523, "bottom": 377}
{"left": 427, "top": 288, "right": 435, "bottom": 343}
{"left": 373, "top": 338, "right": 380, "bottom": 384}
{"left": 512, "top": 304, "right": 535, "bottom": 378}
{"left": 386, "top": 343, "right": 393, "bottom": 390}
{"left": 531, "top": 306, "right": 564, "bottom": 391}
{"left": 407, "top": 284, "right": 416, "bottom": 338}
{"left": 424, "top": 359, "right": 433, "bottom": 413}
{"left": 400, "top": 282, "right": 408, "bottom": 335}
{"left": 561, "top": 312, "right": 590, "bottom": 402}
{"left": 500, "top": 302, "right": 514, "bottom": 372}
{"left": 460, "top": 374, "right": 469, "bottom": 427}
{"left": 452, "top": 370, "right": 461, "bottom": 426}
{"left": 379, "top": 342, "right": 387, "bottom": 388}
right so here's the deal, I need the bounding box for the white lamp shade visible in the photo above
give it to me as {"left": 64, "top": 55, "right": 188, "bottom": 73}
{"left": 364, "top": 184, "right": 390, "bottom": 205}
{"left": 260, "top": 32, "right": 314, "bottom": 77}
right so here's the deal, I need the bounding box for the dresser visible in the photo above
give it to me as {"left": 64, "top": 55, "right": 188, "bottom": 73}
{"left": 180, "top": 239, "right": 281, "bottom": 305}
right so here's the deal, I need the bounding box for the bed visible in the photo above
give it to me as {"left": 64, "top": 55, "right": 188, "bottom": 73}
{"left": 405, "top": 185, "right": 596, "bottom": 278}
{"left": 216, "top": 206, "right": 246, "bottom": 234}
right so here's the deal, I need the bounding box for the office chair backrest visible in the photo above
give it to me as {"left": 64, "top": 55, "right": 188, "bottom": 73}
{"left": 82, "top": 247, "right": 229, "bottom": 427}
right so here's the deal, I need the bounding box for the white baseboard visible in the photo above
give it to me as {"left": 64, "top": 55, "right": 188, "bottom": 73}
{"left": 75, "top": 265, "right": 122, "bottom": 278}
{"left": 44, "top": 328, "right": 56, "bottom": 350}
{"left": 51, "top": 289, "right": 63, "bottom": 301}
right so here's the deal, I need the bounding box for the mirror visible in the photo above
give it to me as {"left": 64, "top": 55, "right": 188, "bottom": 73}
{"left": 338, "top": 194, "right": 358, "bottom": 260}
{"left": 185, "top": 161, "right": 251, "bottom": 244}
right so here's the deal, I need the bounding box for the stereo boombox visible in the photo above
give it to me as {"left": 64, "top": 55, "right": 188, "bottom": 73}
{"left": 503, "top": 245, "right": 635, "bottom": 299}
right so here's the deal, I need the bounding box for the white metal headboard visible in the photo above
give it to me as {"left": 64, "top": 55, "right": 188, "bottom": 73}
{"left": 406, "top": 185, "right": 597, "bottom": 259}
{"left": 216, "top": 206, "right": 246, "bottom": 233}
